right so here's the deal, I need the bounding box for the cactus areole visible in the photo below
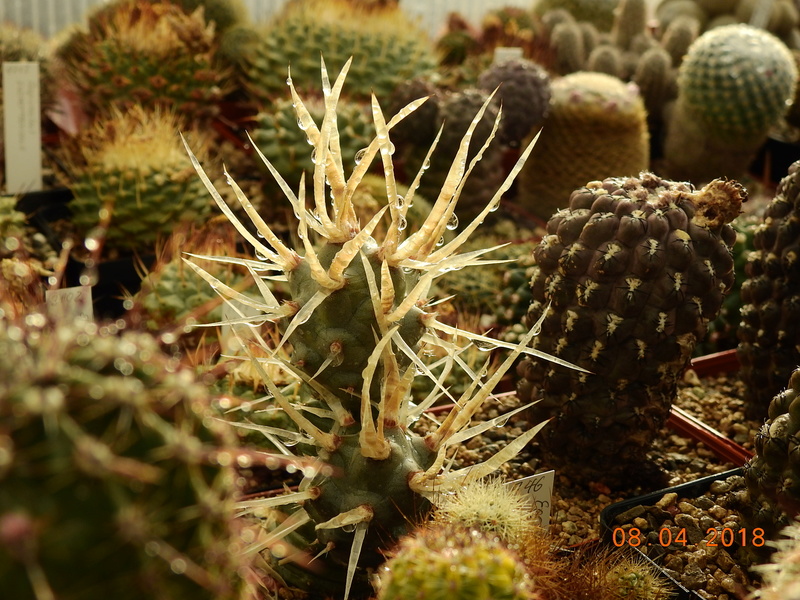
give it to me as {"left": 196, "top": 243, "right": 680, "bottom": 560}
{"left": 183, "top": 56, "right": 574, "bottom": 598}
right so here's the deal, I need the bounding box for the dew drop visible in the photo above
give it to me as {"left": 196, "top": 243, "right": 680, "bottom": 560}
{"left": 310, "top": 148, "right": 317, "bottom": 164}
{"left": 446, "top": 213, "right": 459, "bottom": 230}
{"left": 354, "top": 148, "right": 368, "bottom": 165}
{"left": 286, "top": 77, "right": 293, "bottom": 86}
{"left": 422, "top": 159, "right": 431, "bottom": 171}
{"left": 489, "top": 202, "right": 500, "bottom": 213}
{"left": 395, "top": 195, "right": 405, "bottom": 210}
{"left": 297, "top": 117, "right": 308, "bottom": 130}
{"left": 436, "top": 236, "right": 444, "bottom": 247}
{"left": 474, "top": 340, "right": 495, "bottom": 351}
{"left": 342, "top": 524, "right": 356, "bottom": 533}
{"left": 397, "top": 216, "right": 408, "bottom": 232}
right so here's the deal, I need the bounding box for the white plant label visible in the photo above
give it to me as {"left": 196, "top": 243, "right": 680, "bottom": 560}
{"left": 3, "top": 62, "right": 42, "bottom": 194}
{"left": 493, "top": 46, "right": 524, "bottom": 64}
{"left": 46, "top": 286, "right": 94, "bottom": 323}
{"left": 506, "top": 469, "right": 555, "bottom": 529}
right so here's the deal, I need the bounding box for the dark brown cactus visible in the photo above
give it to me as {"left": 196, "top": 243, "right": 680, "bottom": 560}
{"left": 738, "top": 160, "right": 800, "bottom": 420}
{"left": 516, "top": 172, "right": 745, "bottom": 486}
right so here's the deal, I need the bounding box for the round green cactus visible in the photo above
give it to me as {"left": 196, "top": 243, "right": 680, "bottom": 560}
{"left": 377, "top": 525, "right": 535, "bottom": 600}
{"left": 62, "top": 107, "right": 214, "bottom": 253}
{"left": 239, "top": 0, "right": 436, "bottom": 103}
{"left": 678, "top": 24, "right": 796, "bottom": 140}
{"left": 0, "top": 315, "right": 247, "bottom": 600}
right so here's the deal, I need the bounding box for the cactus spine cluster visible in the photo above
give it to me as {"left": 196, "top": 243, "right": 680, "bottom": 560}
{"left": 516, "top": 172, "right": 745, "bottom": 486}
{"left": 62, "top": 106, "right": 213, "bottom": 252}
{"left": 185, "top": 57, "right": 570, "bottom": 598}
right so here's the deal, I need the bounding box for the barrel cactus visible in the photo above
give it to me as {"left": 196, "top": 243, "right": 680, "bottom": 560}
{"left": 516, "top": 172, "right": 745, "bottom": 486}
{"left": 0, "top": 315, "right": 249, "bottom": 600}
{"left": 738, "top": 160, "right": 800, "bottom": 419}
{"left": 183, "top": 57, "right": 571, "bottom": 598}
{"left": 236, "top": 0, "right": 435, "bottom": 103}
{"left": 61, "top": 106, "right": 214, "bottom": 253}
{"left": 53, "top": 0, "right": 231, "bottom": 124}
{"left": 516, "top": 71, "right": 650, "bottom": 223}
{"left": 662, "top": 24, "right": 798, "bottom": 184}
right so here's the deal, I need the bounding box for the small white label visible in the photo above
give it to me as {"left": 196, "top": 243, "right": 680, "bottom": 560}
{"left": 46, "top": 286, "right": 94, "bottom": 322}
{"left": 493, "top": 46, "right": 524, "bottom": 65}
{"left": 506, "top": 470, "right": 555, "bottom": 529}
{"left": 3, "top": 62, "right": 42, "bottom": 194}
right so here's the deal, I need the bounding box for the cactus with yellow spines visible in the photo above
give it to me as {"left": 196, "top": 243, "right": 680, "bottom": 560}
{"left": 61, "top": 106, "right": 214, "bottom": 253}
{"left": 183, "top": 57, "right": 578, "bottom": 598}
{"left": 53, "top": 0, "right": 231, "bottom": 124}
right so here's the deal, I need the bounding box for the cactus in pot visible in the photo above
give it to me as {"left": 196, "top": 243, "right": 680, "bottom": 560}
{"left": 183, "top": 57, "right": 578, "bottom": 598}
{"left": 516, "top": 172, "right": 745, "bottom": 487}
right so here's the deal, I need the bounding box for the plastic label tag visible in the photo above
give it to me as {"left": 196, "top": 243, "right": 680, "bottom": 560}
{"left": 46, "top": 286, "right": 94, "bottom": 323}
{"left": 493, "top": 46, "right": 524, "bottom": 64}
{"left": 3, "top": 62, "right": 42, "bottom": 194}
{"left": 506, "top": 469, "right": 555, "bottom": 529}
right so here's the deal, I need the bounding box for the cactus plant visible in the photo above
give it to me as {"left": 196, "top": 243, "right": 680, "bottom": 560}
{"left": 516, "top": 71, "right": 650, "bottom": 224}
{"left": 53, "top": 0, "right": 231, "bottom": 124}
{"left": 237, "top": 0, "right": 436, "bottom": 103}
{"left": 183, "top": 57, "right": 574, "bottom": 598}
{"left": 533, "top": 0, "right": 619, "bottom": 32}
{"left": 738, "top": 160, "right": 800, "bottom": 419}
{"left": 741, "top": 367, "right": 800, "bottom": 552}
{"left": 476, "top": 58, "right": 552, "bottom": 149}
{"left": 0, "top": 315, "right": 249, "bottom": 600}
{"left": 516, "top": 172, "right": 746, "bottom": 486}
{"left": 60, "top": 106, "right": 214, "bottom": 253}
{"left": 662, "top": 24, "right": 798, "bottom": 183}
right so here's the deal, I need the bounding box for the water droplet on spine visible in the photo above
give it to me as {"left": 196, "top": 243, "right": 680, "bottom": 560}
{"left": 286, "top": 77, "right": 293, "bottom": 86}
{"left": 397, "top": 216, "right": 408, "bottom": 232}
{"left": 395, "top": 195, "right": 405, "bottom": 210}
{"left": 354, "top": 148, "right": 368, "bottom": 165}
{"left": 446, "top": 213, "right": 459, "bottom": 230}
{"left": 436, "top": 236, "right": 444, "bottom": 247}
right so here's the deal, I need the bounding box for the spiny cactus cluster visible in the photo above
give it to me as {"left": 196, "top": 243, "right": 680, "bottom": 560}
{"left": 186, "top": 57, "right": 572, "bottom": 599}
{"left": 230, "top": 0, "right": 436, "bottom": 103}
{"left": 516, "top": 172, "right": 745, "bottom": 486}
{"left": 0, "top": 315, "right": 249, "bottom": 600}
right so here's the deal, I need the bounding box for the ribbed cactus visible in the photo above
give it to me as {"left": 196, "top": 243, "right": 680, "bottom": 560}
{"left": 53, "top": 0, "right": 231, "bottom": 124}
{"left": 184, "top": 57, "right": 569, "bottom": 598}
{"left": 238, "top": 0, "right": 435, "bottom": 103}
{"left": 516, "top": 72, "right": 650, "bottom": 224}
{"left": 476, "top": 58, "right": 552, "bottom": 149}
{"left": 62, "top": 107, "right": 214, "bottom": 252}
{"left": 738, "top": 160, "right": 800, "bottom": 419}
{"left": 376, "top": 525, "right": 535, "bottom": 600}
{"left": 0, "top": 316, "right": 247, "bottom": 600}
{"left": 516, "top": 172, "right": 745, "bottom": 486}
{"left": 662, "top": 24, "right": 798, "bottom": 183}
{"left": 742, "top": 368, "right": 800, "bottom": 549}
